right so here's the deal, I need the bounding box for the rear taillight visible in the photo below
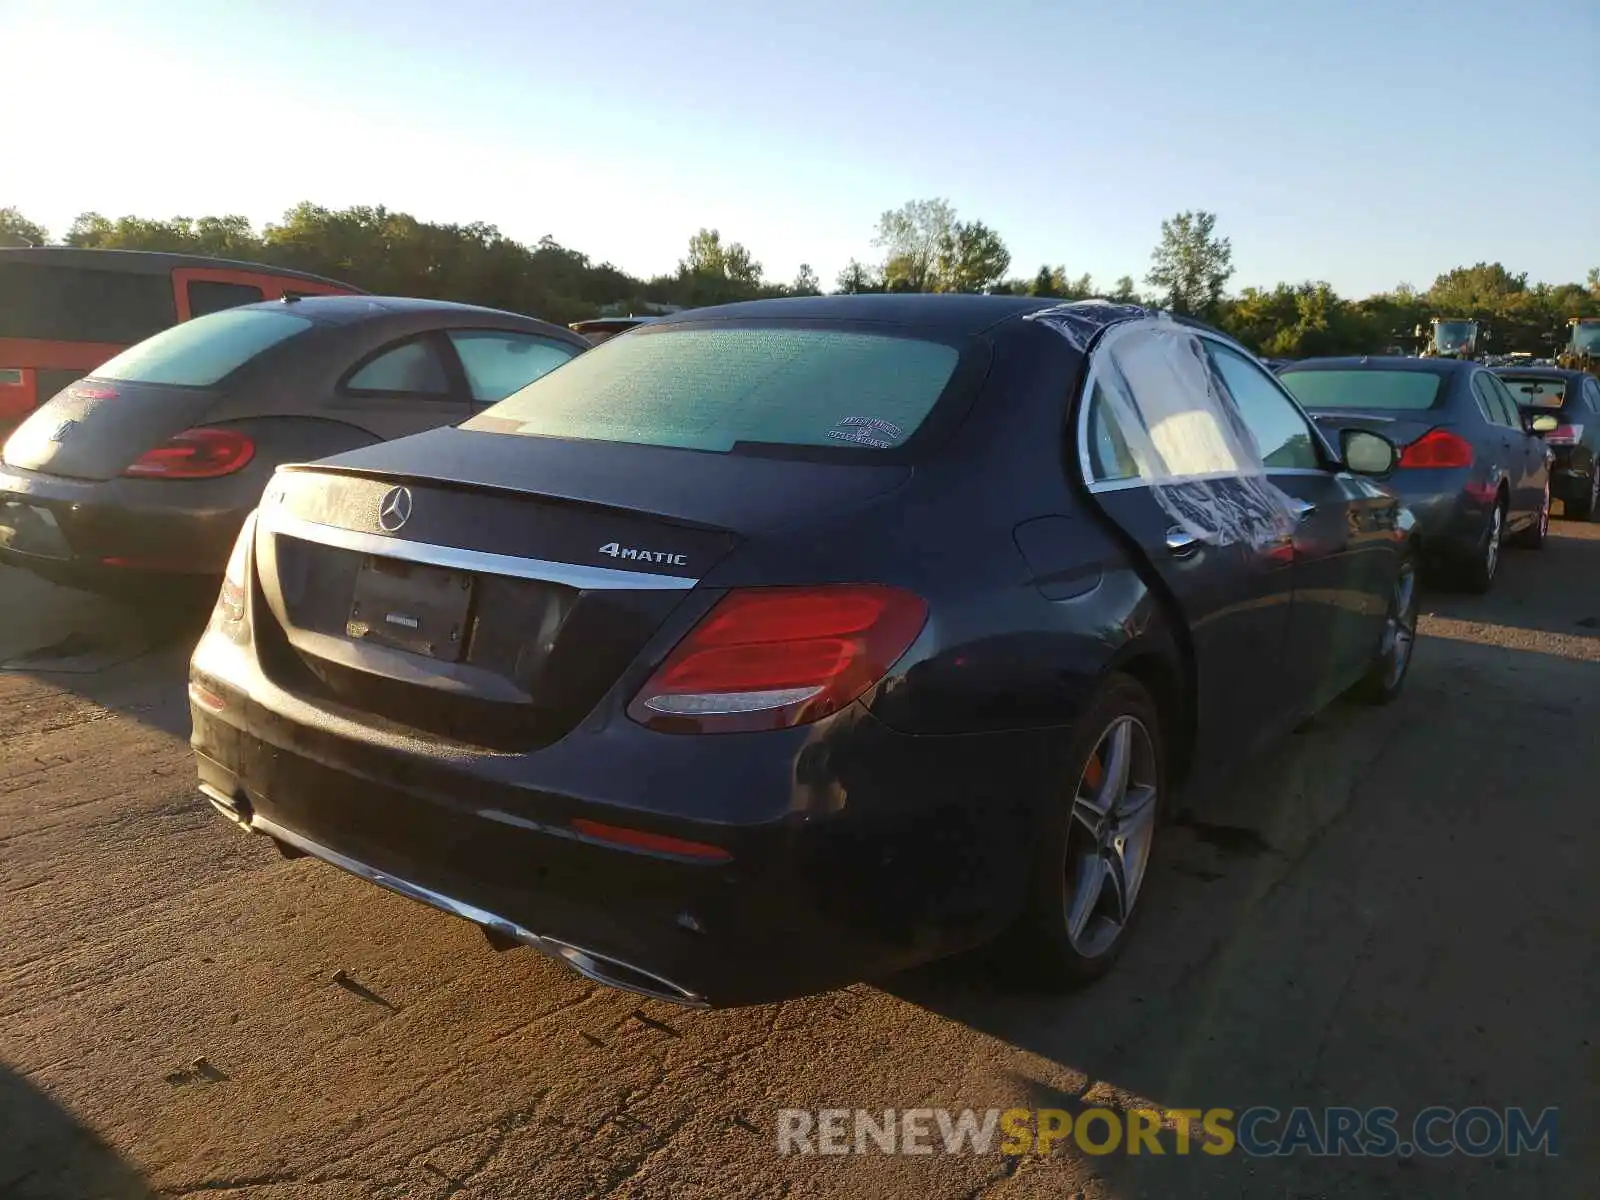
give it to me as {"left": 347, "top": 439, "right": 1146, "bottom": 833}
{"left": 211, "top": 513, "right": 256, "bottom": 643}
{"left": 1398, "top": 428, "right": 1474, "bottom": 469}
{"left": 123, "top": 428, "right": 255, "bottom": 479}
{"left": 1546, "top": 423, "right": 1583, "bottom": 446}
{"left": 629, "top": 584, "right": 928, "bottom": 734}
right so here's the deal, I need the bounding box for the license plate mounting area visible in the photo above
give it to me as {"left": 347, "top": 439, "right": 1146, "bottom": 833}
{"left": 346, "top": 556, "right": 473, "bottom": 662}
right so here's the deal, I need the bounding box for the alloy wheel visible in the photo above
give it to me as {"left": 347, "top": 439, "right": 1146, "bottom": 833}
{"left": 1380, "top": 561, "right": 1419, "bottom": 691}
{"left": 1063, "top": 716, "right": 1159, "bottom": 957}
{"left": 1485, "top": 505, "right": 1503, "bottom": 580}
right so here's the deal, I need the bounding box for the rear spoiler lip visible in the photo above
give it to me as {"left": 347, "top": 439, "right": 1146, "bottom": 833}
{"left": 266, "top": 461, "right": 735, "bottom": 536}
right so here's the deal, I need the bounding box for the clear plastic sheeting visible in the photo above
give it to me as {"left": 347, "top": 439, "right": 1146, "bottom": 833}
{"left": 1086, "top": 320, "right": 1298, "bottom": 550}
{"left": 1023, "top": 299, "right": 1156, "bottom": 352}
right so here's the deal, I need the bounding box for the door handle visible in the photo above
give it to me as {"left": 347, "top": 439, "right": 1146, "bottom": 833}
{"left": 1164, "top": 527, "right": 1200, "bottom": 556}
{"left": 1287, "top": 497, "right": 1317, "bottom": 521}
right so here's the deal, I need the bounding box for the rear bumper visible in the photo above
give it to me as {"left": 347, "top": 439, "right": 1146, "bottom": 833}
{"left": 1383, "top": 470, "right": 1489, "bottom": 560}
{"left": 189, "top": 631, "right": 1061, "bottom": 1006}
{"left": 1547, "top": 446, "right": 1594, "bottom": 501}
{"left": 0, "top": 462, "right": 246, "bottom": 588}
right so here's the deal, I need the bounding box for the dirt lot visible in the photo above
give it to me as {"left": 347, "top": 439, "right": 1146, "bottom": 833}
{"left": 2, "top": 523, "right": 1597, "bottom": 1200}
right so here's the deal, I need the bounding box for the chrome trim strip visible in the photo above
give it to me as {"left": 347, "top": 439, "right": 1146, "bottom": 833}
{"left": 257, "top": 507, "right": 698, "bottom": 592}
{"left": 249, "top": 814, "right": 708, "bottom": 1007}
{"left": 253, "top": 814, "right": 545, "bottom": 945}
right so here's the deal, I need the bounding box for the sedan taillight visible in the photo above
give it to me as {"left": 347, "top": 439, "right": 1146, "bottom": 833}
{"left": 1398, "top": 428, "right": 1474, "bottom": 470}
{"left": 211, "top": 512, "right": 256, "bottom": 643}
{"left": 1546, "top": 423, "right": 1583, "bottom": 446}
{"left": 124, "top": 428, "right": 255, "bottom": 479}
{"left": 629, "top": 585, "right": 928, "bottom": 734}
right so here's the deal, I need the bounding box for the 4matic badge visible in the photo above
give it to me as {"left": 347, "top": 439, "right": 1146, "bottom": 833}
{"left": 598, "top": 542, "right": 688, "bottom": 567}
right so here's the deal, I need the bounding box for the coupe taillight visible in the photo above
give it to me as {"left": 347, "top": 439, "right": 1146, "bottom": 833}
{"left": 629, "top": 585, "right": 928, "bottom": 734}
{"left": 1398, "top": 428, "right": 1474, "bottom": 470}
{"left": 123, "top": 428, "right": 255, "bottom": 479}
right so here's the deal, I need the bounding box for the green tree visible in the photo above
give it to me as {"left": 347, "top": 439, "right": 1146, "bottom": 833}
{"left": 936, "top": 220, "right": 1011, "bottom": 293}
{"left": 1426, "top": 262, "right": 1527, "bottom": 313}
{"left": 1145, "top": 210, "right": 1233, "bottom": 317}
{"left": 1024, "top": 266, "right": 1094, "bottom": 300}
{"left": 874, "top": 198, "right": 955, "bottom": 292}
{"left": 63, "top": 212, "right": 263, "bottom": 257}
{"left": 679, "top": 228, "right": 762, "bottom": 287}
{"left": 0, "top": 207, "right": 48, "bottom": 247}
{"left": 790, "top": 263, "right": 821, "bottom": 296}
{"left": 834, "top": 259, "right": 882, "bottom": 294}
{"left": 1110, "top": 276, "right": 1140, "bottom": 304}
{"left": 874, "top": 199, "right": 1015, "bottom": 294}
{"left": 1222, "top": 284, "right": 1302, "bottom": 353}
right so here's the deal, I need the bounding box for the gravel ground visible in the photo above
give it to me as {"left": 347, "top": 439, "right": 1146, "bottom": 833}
{"left": 2, "top": 522, "right": 1596, "bottom": 1199}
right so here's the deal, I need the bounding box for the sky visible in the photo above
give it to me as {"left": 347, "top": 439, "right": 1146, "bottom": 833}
{"left": 4, "top": 0, "right": 1597, "bottom": 297}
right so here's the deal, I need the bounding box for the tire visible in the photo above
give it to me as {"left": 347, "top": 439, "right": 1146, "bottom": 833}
{"left": 1004, "top": 673, "right": 1167, "bottom": 988}
{"left": 1511, "top": 481, "right": 1549, "bottom": 549}
{"left": 1352, "top": 550, "right": 1420, "bottom": 705}
{"left": 1570, "top": 470, "right": 1599, "bottom": 522}
{"left": 1458, "top": 499, "right": 1505, "bottom": 594}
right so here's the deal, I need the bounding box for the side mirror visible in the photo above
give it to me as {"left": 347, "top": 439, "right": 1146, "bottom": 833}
{"left": 1342, "top": 428, "right": 1398, "bottom": 476}
{"left": 1529, "top": 413, "right": 1560, "bottom": 434}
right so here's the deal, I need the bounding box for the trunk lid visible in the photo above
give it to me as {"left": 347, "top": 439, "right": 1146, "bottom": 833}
{"left": 1306, "top": 408, "right": 1442, "bottom": 450}
{"left": 310, "top": 426, "right": 913, "bottom": 534}
{"left": 251, "top": 428, "right": 912, "bottom": 750}
{"left": 1, "top": 378, "right": 219, "bottom": 480}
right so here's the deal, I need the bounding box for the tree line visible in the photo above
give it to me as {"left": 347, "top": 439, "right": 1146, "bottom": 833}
{"left": 3, "top": 200, "right": 1596, "bottom": 358}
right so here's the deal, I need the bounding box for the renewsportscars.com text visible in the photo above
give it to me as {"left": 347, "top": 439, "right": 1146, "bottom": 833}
{"left": 776, "top": 1106, "right": 1559, "bottom": 1158}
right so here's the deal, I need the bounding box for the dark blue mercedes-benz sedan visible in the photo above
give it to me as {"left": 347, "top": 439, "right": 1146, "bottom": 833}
{"left": 188, "top": 296, "right": 1418, "bottom": 1007}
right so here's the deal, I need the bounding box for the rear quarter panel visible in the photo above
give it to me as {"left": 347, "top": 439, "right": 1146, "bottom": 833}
{"left": 706, "top": 321, "right": 1183, "bottom": 744}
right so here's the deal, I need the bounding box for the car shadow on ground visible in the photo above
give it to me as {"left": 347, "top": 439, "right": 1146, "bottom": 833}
{"left": 0, "top": 1068, "right": 155, "bottom": 1199}
{"left": 883, "top": 687, "right": 1403, "bottom": 1095}
{"left": 0, "top": 566, "right": 207, "bottom": 740}
{"left": 877, "top": 619, "right": 1595, "bottom": 1196}
{"left": 1421, "top": 519, "right": 1600, "bottom": 641}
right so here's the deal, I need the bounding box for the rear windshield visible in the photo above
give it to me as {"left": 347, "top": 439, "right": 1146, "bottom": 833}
{"left": 464, "top": 324, "right": 964, "bottom": 455}
{"left": 91, "top": 307, "right": 312, "bottom": 387}
{"left": 1498, "top": 376, "right": 1568, "bottom": 409}
{"left": 1278, "top": 369, "right": 1444, "bottom": 411}
{"left": 0, "top": 262, "right": 178, "bottom": 343}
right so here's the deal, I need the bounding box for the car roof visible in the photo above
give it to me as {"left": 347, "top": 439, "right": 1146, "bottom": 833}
{"left": 1492, "top": 366, "right": 1588, "bottom": 383}
{"left": 570, "top": 316, "right": 658, "bottom": 331}
{"left": 243, "top": 294, "right": 545, "bottom": 324}
{"left": 1281, "top": 355, "right": 1474, "bottom": 376}
{"left": 0, "top": 245, "right": 356, "bottom": 290}
{"left": 656, "top": 293, "right": 1063, "bottom": 335}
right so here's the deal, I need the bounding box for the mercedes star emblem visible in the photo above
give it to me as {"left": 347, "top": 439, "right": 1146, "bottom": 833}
{"left": 377, "top": 486, "right": 413, "bottom": 533}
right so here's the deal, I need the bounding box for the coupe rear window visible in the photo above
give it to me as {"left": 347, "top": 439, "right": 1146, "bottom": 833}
{"left": 464, "top": 325, "right": 963, "bottom": 454}
{"left": 1498, "top": 376, "right": 1568, "bottom": 409}
{"left": 1278, "top": 370, "right": 1443, "bottom": 411}
{"left": 90, "top": 307, "right": 313, "bottom": 387}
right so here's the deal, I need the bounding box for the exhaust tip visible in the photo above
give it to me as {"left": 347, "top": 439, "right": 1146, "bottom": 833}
{"left": 199, "top": 783, "right": 252, "bottom": 828}
{"left": 543, "top": 939, "right": 707, "bottom": 1008}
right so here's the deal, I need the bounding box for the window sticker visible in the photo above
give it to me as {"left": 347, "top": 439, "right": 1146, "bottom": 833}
{"left": 826, "top": 415, "right": 905, "bottom": 448}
